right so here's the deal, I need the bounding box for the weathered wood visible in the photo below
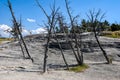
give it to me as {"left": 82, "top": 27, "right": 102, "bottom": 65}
{"left": 36, "top": 0, "right": 60, "bottom": 72}
{"left": 8, "top": 0, "right": 33, "bottom": 62}
{"left": 87, "top": 9, "right": 110, "bottom": 64}
{"left": 65, "top": 0, "right": 83, "bottom": 65}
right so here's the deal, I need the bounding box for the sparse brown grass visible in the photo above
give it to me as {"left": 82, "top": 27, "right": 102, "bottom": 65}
{"left": 0, "top": 38, "right": 14, "bottom": 44}
{"left": 101, "top": 31, "right": 120, "bottom": 38}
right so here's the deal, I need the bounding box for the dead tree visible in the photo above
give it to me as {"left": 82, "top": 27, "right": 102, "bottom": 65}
{"left": 65, "top": 0, "right": 83, "bottom": 65}
{"left": 56, "top": 12, "right": 82, "bottom": 64}
{"left": 56, "top": 13, "right": 69, "bottom": 33}
{"left": 35, "top": 0, "right": 69, "bottom": 72}
{"left": 52, "top": 20, "right": 69, "bottom": 70}
{"left": 7, "top": 0, "right": 33, "bottom": 62}
{"left": 87, "top": 9, "right": 110, "bottom": 64}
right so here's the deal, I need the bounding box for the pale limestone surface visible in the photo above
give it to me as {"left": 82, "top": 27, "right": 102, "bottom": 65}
{"left": 0, "top": 37, "right": 120, "bottom": 80}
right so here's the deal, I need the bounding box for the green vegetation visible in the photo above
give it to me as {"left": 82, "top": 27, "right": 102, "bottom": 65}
{"left": 110, "top": 24, "right": 120, "bottom": 31}
{"left": 69, "top": 64, "right": 89, "bottom": 72}
{"left": 101, "top": 31, "right": 120, "bottom": 38}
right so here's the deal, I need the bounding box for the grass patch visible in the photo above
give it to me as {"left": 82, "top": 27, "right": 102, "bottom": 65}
{"left": 69, "top": 64, "right": 89, "bottom": 72}
{"left": 105, "top": 35, "right": 120, "bottom": 38}
{"left": 101, "top": 31, "right": 120, "bottom": 38}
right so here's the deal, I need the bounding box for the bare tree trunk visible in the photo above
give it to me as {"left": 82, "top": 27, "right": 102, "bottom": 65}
{"left": 18, "top": 36, "right": 25, "bottom": 58}
{"left": 35, "top": 0, "right": 60, "bottom": 72}
{"left": 57, "top": 13, "right": 81, "bottom": 65}
{"left": 79, "top": 34, "right": 84, "bottom": 64}
{"left": 93, "top": 28, "right": 110, "bottom": 64}
{"left": 43, "top": 34, "right": 50, "bottom": 72}
{"left": 8, "top": 0, "right": 33, "bottom": 62}
{"left": 19, "top": 33, "right": 33, "bottom": 61}
{"left": 87, "top": 9, "right": 110, "bottom": 64}
{"left": 69, "top": 41, "right": 81, "bottom": 64}
{"left": 53, "top": 27, "right": 69, "bottom": 70}
{"left": 65, "top": 0, "right": 83, "bottom": 65}
{"left": 75, "top": 35, "right": 83, "bottom": 65}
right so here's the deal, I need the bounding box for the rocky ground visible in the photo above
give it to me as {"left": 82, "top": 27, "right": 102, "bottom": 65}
{"left": 0, "top": 36, "right": 120, "bottom": 80}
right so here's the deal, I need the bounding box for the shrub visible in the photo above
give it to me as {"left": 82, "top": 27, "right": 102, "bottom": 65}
{"left": 110, "top": 24, "right": 120, "bottom": 31}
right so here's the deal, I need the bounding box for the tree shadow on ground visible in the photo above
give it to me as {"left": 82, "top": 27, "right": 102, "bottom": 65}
{"left": 89, "top": 62, "right": 108, "bottom": 65}
{"left": 15, "top": 69, "right": 42, "bottom": 73}
{"left": 48, "top": 64, "right": 79, "bottom": 70}
{"left": 0, "top": 56, "right": 23, "bottom": 59}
